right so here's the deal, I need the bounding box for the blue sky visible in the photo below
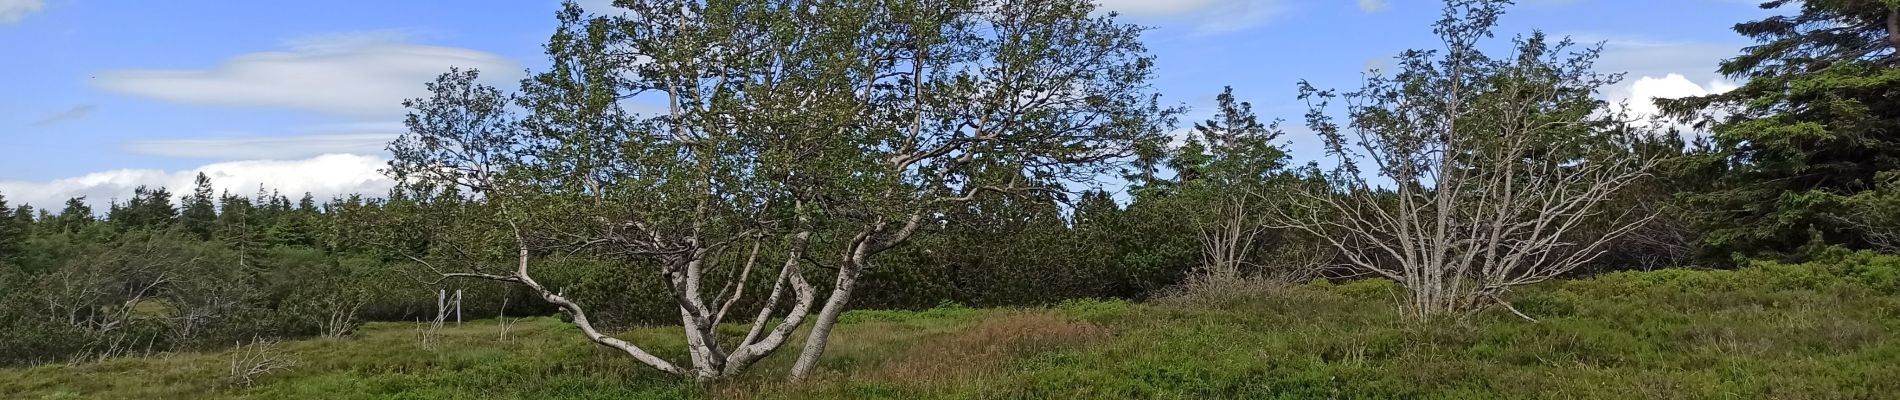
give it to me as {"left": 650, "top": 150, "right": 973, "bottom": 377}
{"left": 0, "top": 0, "right": 1772, "bottom": 209}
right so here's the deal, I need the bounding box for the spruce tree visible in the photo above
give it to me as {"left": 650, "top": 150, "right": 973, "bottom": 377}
{"left": 54, "top": 197, "right": 94, "bottom": 234}
{"left": 180, "top": 173, "right": 219, "bottom": 240}
{"left": 0, "top": 193, "right": 22, "bottom": 263}
{"left": 1661, "top": 0, "right": 1900, "bottom": 261}
{"left": 109, "top": 186, "right": 177, "bottom": 231}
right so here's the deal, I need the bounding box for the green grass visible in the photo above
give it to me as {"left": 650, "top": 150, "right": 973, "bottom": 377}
{"left": 5, "top": 256, "right": 1899, "bottom": 399}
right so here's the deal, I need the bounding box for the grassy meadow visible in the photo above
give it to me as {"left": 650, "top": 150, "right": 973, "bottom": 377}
{"left": 4, "top": 255, "right": 1899, "bottom": 399}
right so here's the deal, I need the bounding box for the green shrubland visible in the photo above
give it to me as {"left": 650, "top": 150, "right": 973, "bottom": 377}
{"left": 4, "top": 0, "right": 1900, "bottom": 396}
{"left": 6, "top": 252, "right": 1895, "bottom": 399}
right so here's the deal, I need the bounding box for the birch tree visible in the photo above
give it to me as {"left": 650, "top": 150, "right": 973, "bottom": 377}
{"left": 387, "top": 11, "right": 809, "bottom": 380}
{"left": 1278, "top": 0, "right": 1659, "bottom": 319}
{"left": 764, "top": 0, "right": 1172, "bottom": 379}
{"left": 388, "top": 0, "right": 1167, "bottom": 381}
{"left": 1180, "top": 88, "right": 1297, "bottom": 283}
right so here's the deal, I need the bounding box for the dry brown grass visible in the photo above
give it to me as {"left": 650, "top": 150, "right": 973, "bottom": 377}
{"left": 712, "top": 310, "right": 1107, "bottom": 399}
{"left": 862, "top": 311, "right": 1105, "bottom": 385}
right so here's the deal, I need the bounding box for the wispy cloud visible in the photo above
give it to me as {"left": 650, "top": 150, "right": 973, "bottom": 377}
{"left": 93, "top": 30, "right": 519, "bottom": 118}
{"left": 0, "top": 0, "right": 43, "bottom": 25}
{"left": 280, "top": 29, "right": 434, "bottom": 53}
{"left": 1358, "top": 0, "right": 1390, "bottom": 13}
{"left": 124, "top": 133, "right": 398, "bottom": 160}
{"left": 29, "top": 104, "right": 96, "bottom": 127}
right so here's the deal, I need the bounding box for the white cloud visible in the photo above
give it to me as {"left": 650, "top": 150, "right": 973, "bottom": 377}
{"left": 0, "top": 154, "right": 394, "bottom": 211}
{"left": 124, "top": 133, "right": 398, "bottom": 160}
{"left": 0, "top": 0, "right": 43, "bottom": 25}
{"left": 1358, "top": 0, "right": 1390, "bottom": 12}
{"left": 1609, "top": 73, "right": 1737, "bottom": 123}
{"left": 94, "top": 31, "right": 518, "bottom": 119}
{"left": 1581, "top": 36, "right": 1743, "bottom": 127}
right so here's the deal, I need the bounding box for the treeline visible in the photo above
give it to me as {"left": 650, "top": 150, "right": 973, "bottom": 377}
{"left": 0, "top": 167, "right": 1295, "bottom": 365}
{"left": 0, "top": 169, "right": 1270, "bottom": 365}
{"left": 3, "top": 0, "right": 1899, "bottom": 375}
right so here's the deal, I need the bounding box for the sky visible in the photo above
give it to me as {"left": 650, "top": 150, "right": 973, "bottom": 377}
{"left": 0, "top": 0, "right": 1773, "bottom": 211}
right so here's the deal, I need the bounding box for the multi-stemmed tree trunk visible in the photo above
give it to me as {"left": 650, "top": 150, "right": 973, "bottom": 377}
{"left": 1196, "top": 196, "right": 1265, "bottom": 283}
{"left": 388, "top": 0, "right": 1168, "bottom": 381}
{"left": 1276, "top": 0, "right": 1659, "bottom": 320}
{"left": 1172, "top": 88, "right": 1291, "bottom": 284}
{"left": 771, "top": 0, "right": 1172, "bottom": 378}
{"left": 389, "top": 65, "right": 822, "bottom": 380}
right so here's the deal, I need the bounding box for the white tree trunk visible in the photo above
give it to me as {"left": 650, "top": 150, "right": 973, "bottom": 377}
{"left": 788, "top": 262, "right": 859, "bottom": 380}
